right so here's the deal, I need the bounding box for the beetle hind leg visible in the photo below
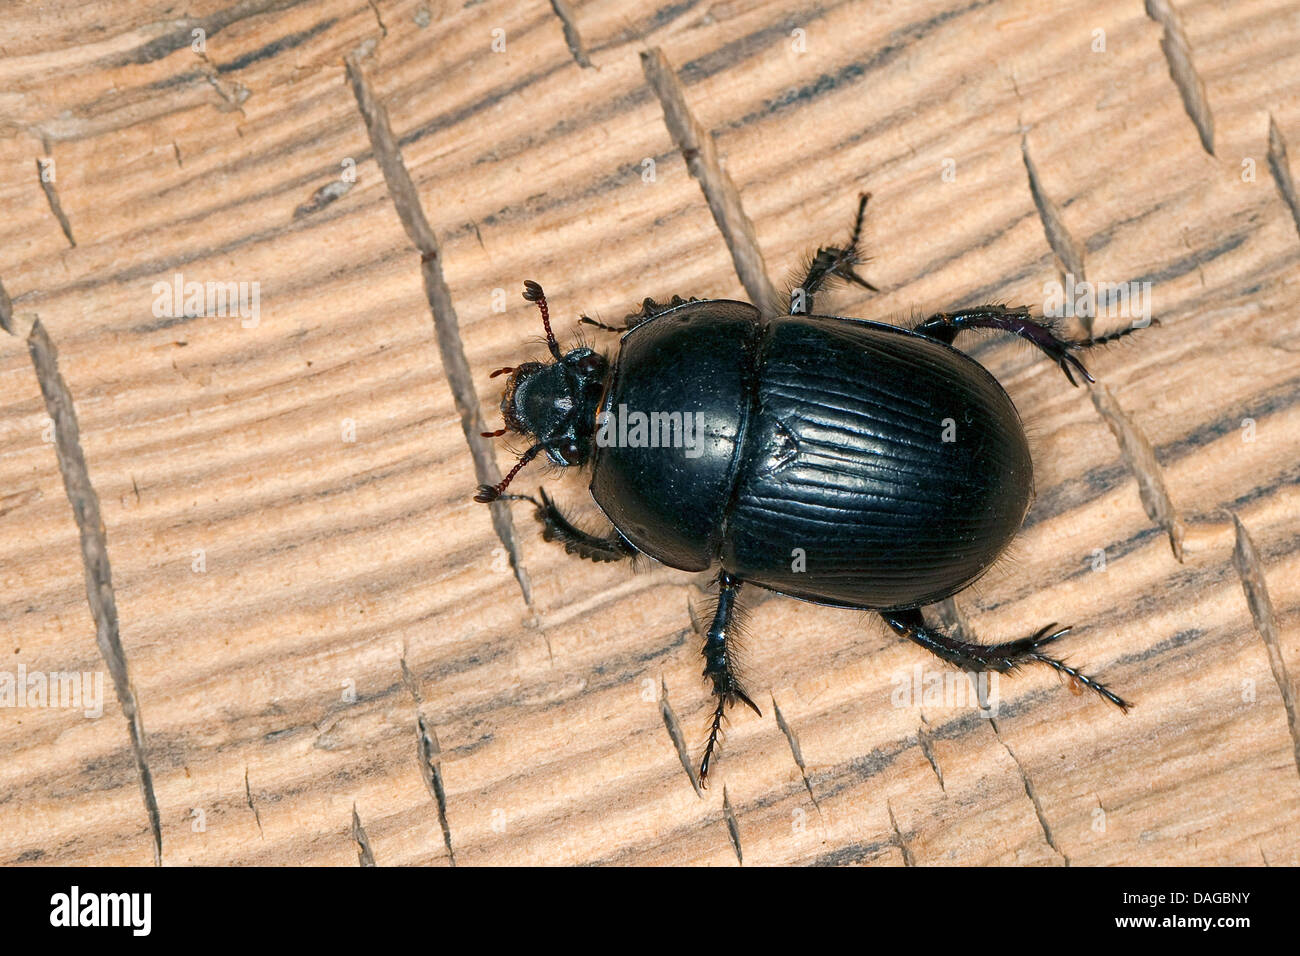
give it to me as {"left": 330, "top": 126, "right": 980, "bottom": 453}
{"left": 791, "top": 192, "right": 879, "bottom": 315}
{"left": 880, "top": 607, "right": 1130, "bottom": 711}
{"left": 698, "top": 571, "right": 763, "bottom": 786}
{"left": 500, "top": 489, "right": 636, "bottom": 563}
{"left": 913, "top": 305, "right": 1151, "bottom": 387}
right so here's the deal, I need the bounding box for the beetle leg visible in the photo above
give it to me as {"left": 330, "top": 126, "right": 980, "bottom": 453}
{"left": 699, "top": 571, "right": 763, "bottom": 786}
{"left": 791, "top": 192, "right": 879, "bottom": 315}
{"left": 499, "top": 488, "right": 637, "bottom": 563}
{"left": 913, "top": 306, "right": 1151, "bottom": 387}
{"left": 580, "top": 295, "right": 699, "bottom": 334}
{"left": 880, "top": 607, "right": 1131, "bottom": 711}
{"left": 576, "top": 315, "right": 624, "bottom": 333}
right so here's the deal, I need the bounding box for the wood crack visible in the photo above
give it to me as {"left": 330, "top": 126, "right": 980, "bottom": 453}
{"left": 933, "top": 596, "right": 974, "bottom": 642}
{"left": 659, "top": 676, "right": 703, "bottom": 796}
{"left": 401, "top": 655, "right": 457, "bottom": 865}
{"left": 1145, "top": 0, "right": 1215, "bottom": 156}
{"left": 722, "top": 784, "right": 743, "bottom": 864}
{"left": 366, "top": 0, "right": 388, "bottom": 37}
{"left": 245, "top": 767, "right": 264, "bottom": 837}
{"left": 351, "top": 803, "right": 376, "bottom": 865}
{"left": 1090, "top": 383, "right": 1185, "bottom": 561}
{"left": 991, "top": 719, "right": 1067, "bottom": 865}
{"left": 292, "top": 178, "right": 352, "bottom": 220}
{"left": 21, "top": 316, "right": 162, "bottom": 865}
{"left": 1230, "top": 514, "right": 1299, "bottom": 781}
{"left": 549, "top": 0, "right": 594, "bottom": 69}
{"left": 772, "top": 694, "right": 820, "bottom": 813}
{"left": 0, "top": 277, "right": 12, "bottom": 333}
{"left": 887, "top": 800, "right": 915, "bottom": 866}
{"left": 1267, "top": 115, "right": 1300, "bottom": 241}
{"left": 344, "top": 50, "right": 532, "bottom": 605}
{"left": 917, "top": 712, "right": 945, "bottom": 791}
{"left": 36, "top": 155, "right": 76, "bottom": 248}
{"left": 640, "top": 47, "right": 779, "bottom": 311}
{"left": 1021, "top": 138, "right": 1087, "bottom": 333}
{"left": 197, "top": 53, "right": 251, "bottom": 114}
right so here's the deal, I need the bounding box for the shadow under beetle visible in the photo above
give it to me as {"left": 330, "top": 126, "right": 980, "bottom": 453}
{"left": 476, "top": 194, "right": 1140, "bottom": 785}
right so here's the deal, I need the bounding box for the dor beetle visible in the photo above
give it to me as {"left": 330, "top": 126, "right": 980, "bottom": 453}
{"left": 476, "top": 194, "right": 1139, "bottom": 784}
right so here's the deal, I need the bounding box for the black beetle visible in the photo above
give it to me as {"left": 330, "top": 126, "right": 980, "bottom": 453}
{"left": 477, "top": 194, "right": 1138, "bottom": 784}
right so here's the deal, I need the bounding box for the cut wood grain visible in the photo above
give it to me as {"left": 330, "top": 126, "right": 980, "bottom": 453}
{"left": 0, "top": 0, "right": 1297, "bottom": 867}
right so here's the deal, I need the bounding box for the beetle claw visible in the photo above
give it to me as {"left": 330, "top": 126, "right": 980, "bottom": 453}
{"left": 1030, "top": 623, "right": 1071, "bottom": 647}
{"left": 732, "top": 687, "right": 763, "bottom": 719}
{"left": 1064, "top": 352, "right": 1095, "bottom": 386}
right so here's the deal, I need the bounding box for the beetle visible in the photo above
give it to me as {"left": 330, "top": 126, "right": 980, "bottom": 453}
{"left": 476, "top": 194, "right": 1139, "bottom": 784}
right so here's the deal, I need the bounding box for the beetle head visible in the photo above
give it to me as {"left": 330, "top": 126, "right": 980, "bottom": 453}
{"left": 475, "top": 281, "right": 610, "bottom": 503}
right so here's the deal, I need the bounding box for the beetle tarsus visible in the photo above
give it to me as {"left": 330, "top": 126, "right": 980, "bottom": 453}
{"left": 791, "top": 192, "right": 880, "bottom": 315}
{"left": 698, "top": 572, "right": 762, "bottom": 786}
{"left": 881, "top": 607, "right": 1130, "bottom": 711}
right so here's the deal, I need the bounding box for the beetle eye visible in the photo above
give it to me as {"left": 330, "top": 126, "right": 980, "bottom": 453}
{"left": 576, "top": 352, "right": 604, "bottom": 375}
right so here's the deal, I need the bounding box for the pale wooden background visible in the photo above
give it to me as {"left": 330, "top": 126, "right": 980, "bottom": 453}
{"left": 0, "top": 0, "right": 1297, "bottom": 866}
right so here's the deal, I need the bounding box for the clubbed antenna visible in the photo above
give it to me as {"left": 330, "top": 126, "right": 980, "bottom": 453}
{"left": 522, "top": 280, "right": 563, "bottom": 360}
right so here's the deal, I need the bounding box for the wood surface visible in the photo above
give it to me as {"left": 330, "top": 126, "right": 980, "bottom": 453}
{"left": 0, "top": 0, "right": 1298, "bottom": 866}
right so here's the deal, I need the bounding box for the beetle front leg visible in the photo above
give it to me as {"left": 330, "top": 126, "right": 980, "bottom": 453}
{"left": 880, "top": 607, "right": 1130, "bottom": 711}
{"left": 912, "top": 305, "right": 1148, "bottom": 387}
{"left": 791, "top": 192, "right": 879, "bottom": 315}
{"left": 500, "top": 489, "right": 636, "bottom": 563}
{"left": 698, "top": 571, "right": 763, "bottom": 786}
{"left": 580, "top": 295, "right": 700, "bottom": 333}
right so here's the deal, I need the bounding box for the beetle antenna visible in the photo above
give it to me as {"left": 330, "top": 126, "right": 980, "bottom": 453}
{"left": 489, "top": 366, "right": 515, "bottom": 378}
{"left": 481, "top": 428, "right": 507, "bottom": 438}
{"left": 522, "top": 280, "right": 563, "bottom": 360}
{"left": 474, "top": 442, "right": 543, "bottom": 502}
